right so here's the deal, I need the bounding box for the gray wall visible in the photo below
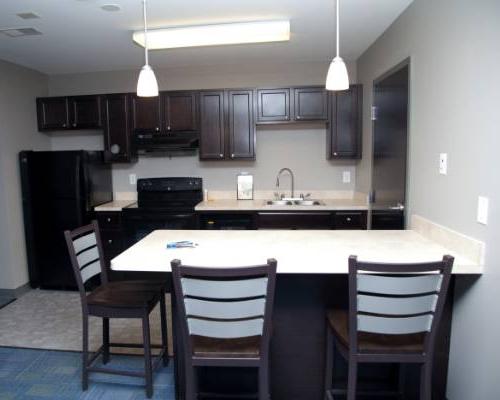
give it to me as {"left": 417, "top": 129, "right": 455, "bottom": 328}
{"left": 355, "top": 0, "right": 500, "bottom": 397}
{"left": 0, "top": 60, "right": 49, "bottom": 290}
{"left": 48, "top": 61, "right": 358, "bottom": 192}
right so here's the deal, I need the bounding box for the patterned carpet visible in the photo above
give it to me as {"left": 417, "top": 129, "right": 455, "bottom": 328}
{"left": 0, "top": 347, "right": 174, "bottom": 399}
{"left": 0, "top": 290, "right": 173, "bottom": 355}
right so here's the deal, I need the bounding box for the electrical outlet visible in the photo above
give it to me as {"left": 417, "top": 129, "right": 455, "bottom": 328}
{"left": 477, "top": 196, "right": 489, "bottom": 225}
{"left": 342, "top": 171, "right": 351, "bottom": 183}
{"left": 439, "top": 153, "right": 448, "bottom": 175}
{"left": 129, "top": 174, "right": 137, "bottom": 185}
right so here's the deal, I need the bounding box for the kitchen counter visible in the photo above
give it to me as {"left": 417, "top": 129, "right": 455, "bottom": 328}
{"left": 194, "top": 198, "right": 368, "bottom": 211}
{"left": 94, "top": 200, "right": 136, "bottom": 212}
{"left": 111, "top": 229, "right": 481, "bottom": 274}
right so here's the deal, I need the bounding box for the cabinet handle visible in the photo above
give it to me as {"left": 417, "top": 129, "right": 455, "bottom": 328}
{"left": 231, "top": 154, "right": 235, "bottom": 158}
{"left": 333, "top": 152, "right": 338, "bottom": 156}
{"left": 72, "top": 123, "right": 77, "bottom": 128}
{"left": 107, "top": 218, "right": 111, "bottom": 222}
{"left": 167, "top": 126, "right": 171, "bottom": 131}
{"left": 346, "top": 217, "right": 352, "bottom": 222}
{"left": 219, "top": 154, "right": 223, "bottom": 158}
{"left": 62, "top": 123, "right": 67, "bottom": 128}
{"left": 296, "top": 116, "right": 301, "bottom": 120}
{"left": 108, "top": 239, "right": 113, "bottom": 244}
{"left": 155, "top": 127, "right": 160, "bottom": 132}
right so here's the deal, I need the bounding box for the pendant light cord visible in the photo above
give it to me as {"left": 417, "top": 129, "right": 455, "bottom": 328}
{"left": 143, "top": 0, "right": 149, "bottom": 65}
{"left": 336, "top": 0, "right": 340, "bottom": 58}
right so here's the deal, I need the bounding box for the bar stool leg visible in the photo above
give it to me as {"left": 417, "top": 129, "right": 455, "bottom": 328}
{"left": 143, "top": 314, "right": 153, "bottom": 398}
{"left": 258, "top": 359, "right": 270, "bottom": 400}
{"left": 324, "top": 324, "right": 334, "bottom": 400}
{"left": 82, "top": 314, "right": 89, "bottom": 391}
{"left": 102, "top": 317, "right": 110, "bottom": 364}
{"left": 420, "top": 361, "right": 432, "bottom": 400}
{"left": 159, "top": 292, "right": 169, "bottom": 366}
{"left": 347, "top": 357, "right": 357, "bottom": 400}
{"left": 185, "top": 361, "right": 197, "bottom": 400}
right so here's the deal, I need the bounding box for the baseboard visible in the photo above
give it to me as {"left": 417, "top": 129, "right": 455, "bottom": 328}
{"left": 0, "top": 282, "right": 31, "bottom": 299}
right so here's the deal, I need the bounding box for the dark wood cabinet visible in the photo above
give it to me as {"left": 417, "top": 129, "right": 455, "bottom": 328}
{"left": 102, "top": 94, "right": 136, "bottom": 163}
{"left": 37, "top": 95, "right": 102, "bottom": 131}
{"left": 257, "top": 212, "right": 333, "bottom": 230}
{"left": 130, "top": 95, "right": 161, "bottom": 133}
{"left": 96, "top": 212, "right": 126, "bottom": 281}
{"left": 36, "top": 97, "right": 70, "bottom": 131}
{"left": 227, "top": 90, "right": 255, "bottom": 159}
{"left": 294, "top": 87, "right": 328, "bottom": 121}
{"left": 68, "top": 95, "right": 102, "bottom": 129}
{"left": 199, "top": 89, "right": 255, "bottom": 160}
{"left": 199, "top": 91, "right": 226, "bottom": 160}
{"left": 256, "top": 88, "right": 291, "bottom": 123}
{"left": 333, "top": 211, "right": 367, "bottom": 229}
{"left": 327, "top": 84, "right": 363, "bottom": 159}
{"left": 162, "top": 91, "right": 198, "bottom": 133}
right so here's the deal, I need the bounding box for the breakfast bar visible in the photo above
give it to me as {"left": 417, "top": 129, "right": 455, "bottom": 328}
{"left": 111, "top": 228, "right": 483, "bottom": 400}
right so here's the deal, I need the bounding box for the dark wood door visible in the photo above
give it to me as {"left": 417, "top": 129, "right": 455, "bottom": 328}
{"left": 130, "top": 95, "right": 161, "bottom": 133}
{"left": 36, "top": 97, "right": 69, "bottom": 131}
{"left": 162, "top": 92, "right": 198, "bottom": 133}
{"left": 69, "top": 95, "right": 102, "bottom": 129}
{"left": 227, "top": 90, "right": 255, "bottom": 160}
{"left": 293, "top": 87, "right": 328, "bottom": 121}
{"left": 256, "top": 88, "right": 291, "bottom": 123}
{"left": 199, "top": 91, "right": 226, "bottom": 160}
{"left": 327, "top": 84, "right": 362, "bottom": 159}
{"left": 102, "top": 94, "right": 136, "bottom": 163}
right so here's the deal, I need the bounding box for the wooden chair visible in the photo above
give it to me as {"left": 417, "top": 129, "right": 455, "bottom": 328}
{"left": 171, "top": 258, "right": 277, "bottom": 400}
{"left": 64, "top": 220, "right": 169, "bottom": 398}
{"left": 324, "top": 255, "right": 454, "bottom": 400}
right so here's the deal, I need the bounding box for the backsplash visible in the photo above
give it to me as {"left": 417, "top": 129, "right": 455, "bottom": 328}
{"left": 50, "top": 127, "right": 357, "bottom": 192}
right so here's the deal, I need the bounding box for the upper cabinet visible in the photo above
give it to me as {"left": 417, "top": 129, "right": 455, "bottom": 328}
{"left": 36, "top": 95, "right": 102, "bottom": 131}
{"left": 102, "top": 94, "right": 136, "bottom": 163}
{"left": 327, "top": 84, "right": 363, "bottom": 159}
{"left": 199, "top": 89, "right": 255, "bottom": 160}
{"left": 131, "top": 91, "right": 199, "bottom": 134}
{"left": 256, "top": 86, "right": 328, "bottom": 124}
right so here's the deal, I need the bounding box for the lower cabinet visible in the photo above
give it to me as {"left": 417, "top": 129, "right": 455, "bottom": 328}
{"left": 95, "top": 212, "right": 126, "bottom": 281}
{"left": 333, "top": 211, "right": 368, "bottom": 230}
{"left": 257, "top": 212, "right": 333, "bottom": 230}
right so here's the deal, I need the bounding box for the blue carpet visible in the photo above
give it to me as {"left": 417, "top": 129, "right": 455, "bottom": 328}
{"left": 0, "top": 347, "right": 175, "bottom": 399}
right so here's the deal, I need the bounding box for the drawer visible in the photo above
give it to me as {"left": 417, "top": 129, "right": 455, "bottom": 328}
{"left": 258, "top": 212, "right": 332, "bottom": 230}
{"left": 96, "top": 212, "right": 122, "bottom": 229}
{"left": 333, "top": 211, "right": 367, "bottom": 230}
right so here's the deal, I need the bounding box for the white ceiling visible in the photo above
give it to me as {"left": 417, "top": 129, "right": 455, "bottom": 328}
{"left": 0, "top": 0, "right": 413, "bottom": 75}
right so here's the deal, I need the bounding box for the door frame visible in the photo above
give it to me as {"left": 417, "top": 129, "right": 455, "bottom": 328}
{"left": 369, "top": 57, "right": 411, "bottom": 228}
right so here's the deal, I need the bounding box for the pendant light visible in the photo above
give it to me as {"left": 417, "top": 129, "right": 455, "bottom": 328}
{"left": 326, "top": 0, "right": 349, "bottom": 91}
{"left": 137, "top": 0, "right": 159, "bottom": 97}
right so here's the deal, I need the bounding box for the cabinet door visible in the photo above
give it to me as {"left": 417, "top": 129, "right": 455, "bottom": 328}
{"left": 69, "top": 95, "right": 102, "bottom": 129}
{"left": 256, "top": 88, "right": 291, "bottom": 123}
{"left": 36, "top": 97, "right": 69, "bottom": 131}
{"left": 228, "top": 90, "right": 255, "bottom": 160}
{"left": 327, "top": 84, "right": 362, "bottom": 159}
{"left": 103, "top": 94, "right": 136, "bottom": 163}
{"left": 199, "top": 91, "right": 226, "bottom": 160}
{"left": 130, "top": 95, "right": 162, "bottom": 133}
{"left": 163, "top": 91, "right": 198, "bottom": 133}
{"left": 333, "top": 211, "right": 367, "bottom": 230}
{"left": 293, "top": 87, "right": 328, "bottom": 121}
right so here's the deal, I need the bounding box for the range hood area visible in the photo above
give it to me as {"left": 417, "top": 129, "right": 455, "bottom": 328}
{"left": 135, "top": 132, "right": 199, "bottom": 154}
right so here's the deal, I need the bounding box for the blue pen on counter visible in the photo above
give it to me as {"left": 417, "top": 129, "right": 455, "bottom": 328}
{"left": 166, "top": 241, "right": 198, "bottom": 249}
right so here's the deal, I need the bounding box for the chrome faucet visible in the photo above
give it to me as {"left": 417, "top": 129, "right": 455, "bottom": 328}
{"left": 275, "top": 168, "right": 295, "bottom": 199}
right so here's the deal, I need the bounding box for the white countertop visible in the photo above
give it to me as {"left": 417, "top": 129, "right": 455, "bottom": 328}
{"left": 194, "top": 198, "right": 368, "bottom": 211}
{"left": 94, "top": 200, "right": 136, "bottom": 212}
{"left": 111, "top": 230, "right": 482, "bottom": 275}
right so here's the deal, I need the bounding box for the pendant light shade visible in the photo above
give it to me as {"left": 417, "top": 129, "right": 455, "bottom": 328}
{"left": 326, "top": 0, "right": 349, "bottom": 91}
{"left": 137, "top": 0, "right": 159, "bottom": 97}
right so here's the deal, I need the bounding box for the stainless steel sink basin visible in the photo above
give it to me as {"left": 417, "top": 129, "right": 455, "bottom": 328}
{"left": 265, "top": 200, "right": 324, "bottom": 206}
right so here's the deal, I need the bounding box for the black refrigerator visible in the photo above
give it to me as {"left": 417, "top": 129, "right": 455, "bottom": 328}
{"left": 20, "top": 150, "right": 113, "bottom": 289}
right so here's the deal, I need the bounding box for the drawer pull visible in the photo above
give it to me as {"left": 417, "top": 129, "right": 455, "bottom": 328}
{"left": 346, "top": 217, "right": 352, "bottom": 222}
{"left": 108, "top": 239, "right": 113, "bottom": 244}
{"left": 107, "top": 218, "right": 111, "bottom": 222}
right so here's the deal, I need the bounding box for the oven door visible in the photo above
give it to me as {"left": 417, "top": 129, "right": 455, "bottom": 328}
{"left": 123, "top": 211, "right": 199, "bottom": 247}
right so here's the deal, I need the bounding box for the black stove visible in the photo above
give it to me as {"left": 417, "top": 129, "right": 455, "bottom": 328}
{"left": 122, "top": 177, "right": 202, "bottom": 245}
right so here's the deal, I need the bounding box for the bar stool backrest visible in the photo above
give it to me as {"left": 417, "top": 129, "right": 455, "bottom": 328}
{"left": 348, "top": 255, "right": 454, "bottom": 353}
{"left": 171, "top": 259, "right": 277, "bottom": 357}
{"left": 64, "top": 221, "right": 108, "bottom": 309}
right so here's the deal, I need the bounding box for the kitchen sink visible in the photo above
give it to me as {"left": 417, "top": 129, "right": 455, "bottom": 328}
{"left": 265, "top": 200, "right": 324, "bottom": 206}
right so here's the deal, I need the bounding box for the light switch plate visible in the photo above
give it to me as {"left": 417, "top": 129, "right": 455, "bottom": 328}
{"left": 477, "top": 196, "right": 489, "bottom": 225}
{"left": 439, "top": 153, "right": 448, "bottom": 175}
{"left": 342, "top": 171, "right": 351, "bottom": 183}
{"left": 129, "top": 174, "right": 137, "bottom": 185}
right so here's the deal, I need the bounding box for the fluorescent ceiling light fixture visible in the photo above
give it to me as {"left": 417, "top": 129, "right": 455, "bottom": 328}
{"left": 133, "top": 20, "right": 290, "bottom": 50}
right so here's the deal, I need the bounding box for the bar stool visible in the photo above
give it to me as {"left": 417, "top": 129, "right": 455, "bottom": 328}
{"left": 171, "top": 258, "right": 277, "bottom": 400}
{"left": 324, "top": 255, "right": 454, "bottom": 400}
{"left": 64, "top": 220, "right": 169, "bottom": 398}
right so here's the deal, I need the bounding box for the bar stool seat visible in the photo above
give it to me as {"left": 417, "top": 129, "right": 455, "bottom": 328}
{"left": 192, "top": 335, "right": 261, "bottom": 359}
{"left": 87, "top": 283, "right": 161, "bottom": 310}
{"left": 327, "top": 309, "right": 425, "bottom": 354}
